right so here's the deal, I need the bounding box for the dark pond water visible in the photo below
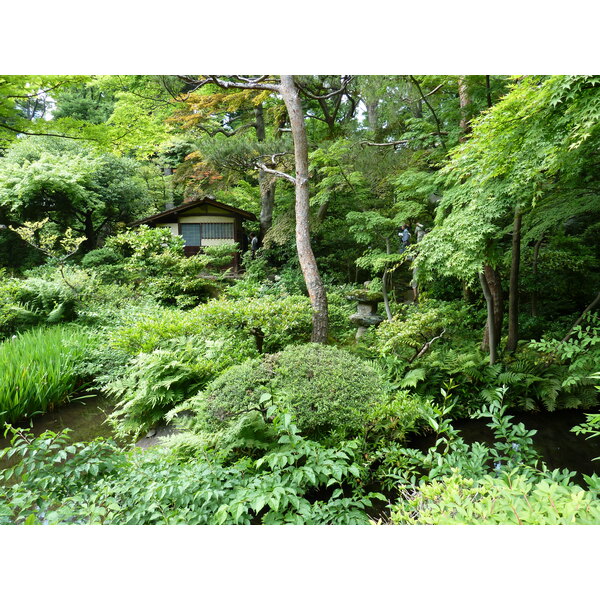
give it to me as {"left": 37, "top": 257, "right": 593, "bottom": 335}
{"left": 0, "top": 395, "right": 116, "bottom": 453}
{"left": 2, "top": 398, "right": 599, "bottom": 487}
{"left": 411, "top": 409, "right": 600, "bottom": 484}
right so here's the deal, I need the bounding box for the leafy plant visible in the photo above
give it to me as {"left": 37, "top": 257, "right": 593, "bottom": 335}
{"left": 390, "top": 469, "right": 600, "bottom": 525}
{"left": 571, "top": 374, "right": 600, "bottom": 459}
{"left": 199, "top": 343, "right": 386, "bottom": 440}
{"left": 527, "top": 312, "right": 600, "bottom": 409}
{"left": 373, "top": 390, "right": 540, "bottom": 491}
{"left": 108, "top": 295, "right": 312, "bottom": 356}
{"left": 0, "top": 412, "right": 383, "bottom": 525}
{"left": 103, "top": 334, "right": 258, "bottom": 438}
{"left": 0, "top": 326, "right": 95, "bottom": 425}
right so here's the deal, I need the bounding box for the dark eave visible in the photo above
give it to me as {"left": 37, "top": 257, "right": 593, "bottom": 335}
{"left": 128, "top": 196, "right": 257, "bottom": 226}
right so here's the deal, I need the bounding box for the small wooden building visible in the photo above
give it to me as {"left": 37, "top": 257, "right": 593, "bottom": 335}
{"left": 129, "top": 196, "right": 257, "bottom": 271}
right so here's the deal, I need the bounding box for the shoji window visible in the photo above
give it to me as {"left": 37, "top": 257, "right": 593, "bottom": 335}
{"left": 201, "top": 223, "right": 234, "bottom": 239}
{"left": 180, "top": 223, "right": 201, "bottom": 246}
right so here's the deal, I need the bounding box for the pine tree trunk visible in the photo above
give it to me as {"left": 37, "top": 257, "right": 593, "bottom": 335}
{"left": 280, "top": 75, "right": 329, "bottom": 343}
{"left": 507, "top": 207, "right": 522, "bottom": 352}
{"left": 254, "top": 103, "right": 276, "bottom": 240}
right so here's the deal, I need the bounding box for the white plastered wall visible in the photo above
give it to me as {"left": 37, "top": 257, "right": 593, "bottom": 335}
{"left": 179, "top": 216, "right": 235, "bottom": 224}
{"left": 156, "top": 223, "right": 179, "bottom": 236}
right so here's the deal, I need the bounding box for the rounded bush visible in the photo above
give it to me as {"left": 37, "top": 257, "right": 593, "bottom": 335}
{"left": 203, "top": 343, "right": 385, "bottom": 436}
{"left": 81, "top": 247, "right": 123, "bottom": 269}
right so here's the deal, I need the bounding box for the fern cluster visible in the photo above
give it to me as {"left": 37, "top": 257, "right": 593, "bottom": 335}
{"left": 102, "top": 334, "right": 259, "bottom": 439}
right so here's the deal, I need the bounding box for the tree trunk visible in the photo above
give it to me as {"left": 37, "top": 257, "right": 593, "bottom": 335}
{"left": 506, "top": 207, "right": 522, "bottom": 352}
{"left": 366, "top": 99, "right": 378, "bottom": 131}
{"left": 254, "top": 103, "right": 276, "bottom": 240}
{"left": 481, "top": 264, "right": 503, "bottom": 353}
{"left": 485, "top": 75, "right": 492, "bottom": 108}
{"left": 258, "top": 176, "right": 275, "bottom": 240}
{"left": 479, "top": 270, "right": 497, "bottom": 365}
{"left": 280, "top": 75, "right": 329, "bottom": 343}
{"left": 83, "top": 211, "right": 97, "bottom": 251}
{"left": 407, "top": 79, "right": 423, "bottom": 119}
{"left": 458, "top": 76, "right": 472, "bottom": 142}
{"left": 531, "top": 237, "right": 543, "bottom": 317}
{"left": 365, "top": 98, "right": 384, "bottom": 141}
{"left": 382, "top": 238, "right": 393, "bottom": 321}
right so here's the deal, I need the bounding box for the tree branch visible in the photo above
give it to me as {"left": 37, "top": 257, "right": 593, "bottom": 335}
{"left": 409, "top": 328, "right": 446, "bottom": 363}
{"left": 360, "top": 139, "right": 409, "bottom": 148}
{"left": 294, "top": 76, "right": 353, "bottom": 99}
{"left": 232, "top": 75, "right": 274, "bottom": 84}
{"left": 257, "top": 152, "right": 293, "bottom": 164}
{"left": 360, "top": 131, "right": 448, "bottom": 149}
{"left": 0, "top": 122, "right": 95, "bottom": 141}
{"left": 179, "top": 76, "right": 280, "bottom": 93}
{"left": 256, "top": 162, "right": 296, "bottom": 184}
{"left": 409, "top": 76, "right": 447, "bottom": 151}
{"left": 7, "top": 81, "right": 67, "bottom": 99}
{"left": 412, "top": 82, "right": 444, "bottom": 100}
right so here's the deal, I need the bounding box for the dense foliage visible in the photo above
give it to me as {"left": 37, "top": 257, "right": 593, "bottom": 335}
{"left": 199, "top": 343, "right": 385, "bottom": 438}
{"left": 0, "top": 74, "right": 598, "bottom": 525}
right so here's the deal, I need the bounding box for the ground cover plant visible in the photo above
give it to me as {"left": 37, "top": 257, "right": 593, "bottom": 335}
{"left": 103, "top": 333, "right": 259, "bottom": 438}
{"left": 0, "top": 409, "right": 383, "bottom": 525}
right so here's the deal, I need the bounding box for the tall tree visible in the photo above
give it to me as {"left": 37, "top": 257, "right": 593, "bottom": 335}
{"left": 417, "top": 75, "right": 600, "bottom": 361}
{"left": 0, "top": 76, "right": 92, "bottom": 150}
{"left": 175, "top": 76, "right": 353, "bottom": 342}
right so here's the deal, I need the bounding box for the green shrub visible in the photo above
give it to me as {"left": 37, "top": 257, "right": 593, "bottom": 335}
{"left": 374, "top": 299, "right": 476, "bottom": 359}
{"left": 0, "top": 414, "right": 382, "bottom": 525}
{"left": 84, "top": 227, "right": 235, "bottom": 307}
{"left": 201, "top": 343, "right": 386, "bottom": 438}
{"left": 526, "top": 312, "right": 600, "bottom": 409}
{"left": 326, "top": 287, "right": 358, "bottom": 342}
{"left": 103, "top": 334, "right": 259, "bottom": 438}
{"left": 390, "top": 470, "right": 600, "bottom": 524}
{"left": 15, "top": 276, "right": 78, "bottom": 319}
{"left": 371, "top": 391, "right": 541, "bottom": 492}
{"left": 109, "top": 295, "right": 312, "bottom": 356}
{"left": 80, "top": 247, "right": 122, "bottom": 269}
{"left": 571, "top": 373, "right": 600, "bottom": 458}
{"left": 0, "top": 273, "right": 25, "bottom": 338}
{"left": 0, "top": 273, "right": 81, "bottom": 338}
{"left": 364, "top": 390, "right": 432, "bottom": 446}
{"left": 0, "top": 326, "right": 94, "bottom": 425}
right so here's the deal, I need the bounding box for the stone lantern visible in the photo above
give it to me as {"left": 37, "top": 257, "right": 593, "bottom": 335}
{"left": 347, "top": 288, "right": 384, "bottom": 340}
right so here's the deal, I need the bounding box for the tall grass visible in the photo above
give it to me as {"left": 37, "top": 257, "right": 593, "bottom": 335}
{"left": 0, "top": 326, "right": 93, "bottom": 426}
